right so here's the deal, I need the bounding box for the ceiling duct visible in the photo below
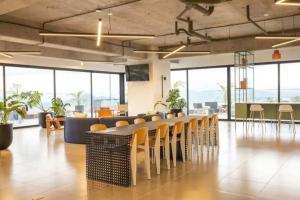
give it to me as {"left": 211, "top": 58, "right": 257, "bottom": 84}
{"left": 178, "top": 0, "right": 231, "bottom": 17}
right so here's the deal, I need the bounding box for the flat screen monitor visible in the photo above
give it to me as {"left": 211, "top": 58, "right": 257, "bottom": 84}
{"left": 125, "top": 64, "right": 149, "bottom": 81}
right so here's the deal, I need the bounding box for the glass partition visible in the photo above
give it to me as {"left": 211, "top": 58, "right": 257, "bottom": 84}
{"left": 280, "top": 62, "right": 300, "bottom": 102}
{"left": 188, "top": 68, "right": 228, "bottom": 119}
{"left": 55, "top": 70, "right": 91, "bottom": 116}
{"left": 5, "top": 67, "right": 54, "bottom": 127}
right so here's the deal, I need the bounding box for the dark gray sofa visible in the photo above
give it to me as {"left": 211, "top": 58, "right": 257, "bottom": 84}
{"left": 64, "top": 114, "right": 163, "bottom": 144}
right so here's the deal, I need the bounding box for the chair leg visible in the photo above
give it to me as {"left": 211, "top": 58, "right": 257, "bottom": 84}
{"left": 171, "top": 136, "right": 177, "bottom": 167}
{"left": 165, "top": 137, "right": 170, "bottom": 170}
{"left": 144, "top": 143, "right": 151, "bottom": 180}
{"left": 154, "top": 144, "right": 160, "bottom": 174}
{"left": 131, "top": 139, "right": 137, "bottom": 186}
{"left": 187, "top": 130, "right": 192, "bottom": 161}
{"left": 194, "top": 132, "right": 200, "bottom": 159}
{"left": 291, "top": 112, "right": 296, "bottom": 134}
{"left": 180, "top": 132, "right": 186, "bottom": 162}
{"left": 278, "top": 112, "right": 282, "bottom": 132}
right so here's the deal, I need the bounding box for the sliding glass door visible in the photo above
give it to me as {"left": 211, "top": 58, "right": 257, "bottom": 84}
{"left": 188, "top": 68, "right": 228, "bottom": 119}
{"left": 5, "top": 66, "right": 54, "bottom": 127}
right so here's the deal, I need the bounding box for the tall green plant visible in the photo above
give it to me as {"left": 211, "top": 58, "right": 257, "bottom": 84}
{"left": 0, "top": 91, "right": 40, "bottom": 124}
{"left": 51, "top": 98, "right": 70, "bottom": 116}
{"left": 166, "top": 88, "right": 186, "bottom": 110}
{"left": 69, "top": 91, "right": 84, "bottom": 105}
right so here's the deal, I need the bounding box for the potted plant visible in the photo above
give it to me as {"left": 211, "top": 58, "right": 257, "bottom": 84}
{"left": 166, "top": 88, "right": 187, "bottom": 116}
{"left": 0, "top": 92, "right": 37, "bottom": 150}
{"left": 51, "top": 97, "right": 70, "bottom": 116}
{"left": 69, "top": 91, "right": 84, "bottom": 112}
{"left": 25, "top": 91, "right": 53, "bottom": 128}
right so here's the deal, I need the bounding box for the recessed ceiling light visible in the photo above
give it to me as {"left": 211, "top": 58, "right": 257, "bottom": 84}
{"left": 108, "top": 12, "right": 113, "bottom": 16}
{"left": 264, "top": 13, "right": 269, "bottom": 17}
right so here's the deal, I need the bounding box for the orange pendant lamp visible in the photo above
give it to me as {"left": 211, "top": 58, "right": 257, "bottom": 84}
{"left": 272, "top": 49, "right": 281, "bottom": 60}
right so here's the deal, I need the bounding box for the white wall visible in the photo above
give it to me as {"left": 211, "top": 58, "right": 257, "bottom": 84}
{"left": 127, "top": 55, "right": 171, "bottom": 116}
{"left": 171, "top": 45, "right": 300, "bottom": 69}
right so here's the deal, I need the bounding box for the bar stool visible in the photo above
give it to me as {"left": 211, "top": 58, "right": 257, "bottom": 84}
{"left": 248, "top": 104, "right": 265, "bottom": 131}
{"left": 134, "top": 118, "right": 145, "bottom": 124}
{"left": 149, "top": 124, "right": 170, "bottom": 174}
{"left": 130, "top": 127, "right": 151, "bottom": 186}
{"left": 187, "top": 118, "right": 199, "bottom": 160}
{"left": 278, "top": 105, "right": 296, "bottom": 134}
{"left": 209, "top": 114, "right": 219, "bottom": 146}
{"left": 170, "top": 121, "right": 186, "bottom": 167}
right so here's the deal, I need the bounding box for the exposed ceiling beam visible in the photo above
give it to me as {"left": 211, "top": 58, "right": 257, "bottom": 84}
{"left": 0, "top": 0, "right": 42, "bottom": 15}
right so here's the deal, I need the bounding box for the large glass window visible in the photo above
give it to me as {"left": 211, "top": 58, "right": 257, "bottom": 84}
{"left": 280, "top": 62, "right": 300, "bottom": 102}
{"left": 254, "top": 64, "right": 278, "bottom": 102}
{"left": 56, "top": 70, "right": 91, "bottom": 116}
{"left": 92, "top": 73, "right": 120, "bottom": 115}
{"left": 5, "top": 67, "right": 54, "bottom": 127}
{"left": 0, "top": 66, "right": 3, "bottom": 100}
{"left": 188, "top": 68, "right": 228, "bottom": 119}
{"left": 170, "top": 70, "right": 187, "bottom": 112}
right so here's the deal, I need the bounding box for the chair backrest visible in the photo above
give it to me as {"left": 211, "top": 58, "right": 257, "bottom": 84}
{"left": 167, "top": 113, "right": 175, "bottom": 119}
{"left": 74, "top": 112, "right": 87, "bottom": 118}
{"left": 250, "top": 104, "right": 263, "bottom": 112}
{"left": 177, "top": 112, "right": 186, "bottom": 117}
{"left": 211, "top": 114, "right": 219, "bottom": 126}
{"left": 193, "top": 103, "right": 203, "bottom": 109}
{"left": 172, "top": 121, "right": 184, "bottom": 135}
{"left": 205, "top": 102, "right": 218, "bottom": 109}
{"left": 279, "top": 105, "right": 293, "bottom": 112}
{"left": 134, "top": 118, "right": 145, "bottom": 124}
{"left": 201, "top": 116, "right": 209, "bottom": 128}
{"left": 188, "top": 118, "right": 198, "bottom": 133}
{"left": 156, "top": 124, "right": 169, "bottom": 139}
{"left": 132, "top": 127, "right": 148, "bottom": 145}
{"left": 152, "top": 115, "right": 161, "bottom": 121}
{"left": 90, "top": 124, "right": 107, "bottom": 132}
{"left": 116, "top": 120, "right": 129, "bottom": 127}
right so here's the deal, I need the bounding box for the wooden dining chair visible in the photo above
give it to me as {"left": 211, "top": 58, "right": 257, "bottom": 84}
{"left": 209, "top": 114, "right": 219, "bottom": 146}
{"left": 187, "top": 118, "right": 199, "bottom": 160}
{"left": 116, "top": 120, "right": 129, "bottom": 127}
{"left": 151, "top": 115, "right": 161, "bottom": 121}
{"left": 199, "top": 116, "right": 209, "bottom": 148}
{"left": 134, "top": 118, "right": 145, "bottom": 124}
{"left": 131, "top": 127, "right": 151, "bottom": 186}
{"left": 170, "top": 121, "right": 186, "bottom": 167}
{"left": 45, "top": 114, "right": 64, "bottom": 135}
{"left": 177, "top": 112, "right": 186, "bottom": 117}
{"left": 149, "top": 124, "right": 170, "bottom": 174}
{"left": 90, "top": 124, "right": 107, "bottom": 132}
{"left": 167, "top": 113, "right": 175, "bottom": 119}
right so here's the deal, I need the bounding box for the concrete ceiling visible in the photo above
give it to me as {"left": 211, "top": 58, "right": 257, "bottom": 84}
{"left": 0, "top": 0, "right": 300, "bottom": 62}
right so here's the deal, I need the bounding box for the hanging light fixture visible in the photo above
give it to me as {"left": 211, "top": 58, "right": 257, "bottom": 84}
{"left": 272, "top": 49, "right": 281, "bottom": 60}
{"left": 275, "top": 0, "right": 300, "bottom": 6}
{"left": 97, "top": 19, "right": 102, "bottom": 47}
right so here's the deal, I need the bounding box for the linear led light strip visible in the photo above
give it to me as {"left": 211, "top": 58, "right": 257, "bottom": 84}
{"left": 134, "top": 50, "right": 211, "bottom": 54}
{"left": 275, "top": 0, "right": 300, "bottom": 6}
{"left": 97, "top": 19, "right": 102, "bottom": 47}
{"left": 255, "top": 36, "right": 300, "bottom": 48}
{"left": 163, "top": 45, "right": 187, "bottom": 59}
{"left": 0, "top": 53, "right": 13, "bottom": 58}
{"left": 39, "top": 32, "right": 156, "bottom": 39}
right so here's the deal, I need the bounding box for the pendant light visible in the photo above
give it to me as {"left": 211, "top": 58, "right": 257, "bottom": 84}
{"left": 272, "top": 50, "right": 281, "bottom": 60}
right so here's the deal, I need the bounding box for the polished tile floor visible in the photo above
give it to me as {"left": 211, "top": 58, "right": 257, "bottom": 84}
{"left": 1, "top": 122, "right": 300, "bottom": 200}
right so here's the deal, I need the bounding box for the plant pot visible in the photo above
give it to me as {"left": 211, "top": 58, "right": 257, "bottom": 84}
{"left": 170, "top": 108, "right": 183, "bottom": 117}
{"left": 0, "top": 123, "right": 13, "bottom": 150}
{"left": 38, "top": 112, "right": 53, "bottom": 128}
{"left": 75, "top": 105, "right": 84, "bottom": 113}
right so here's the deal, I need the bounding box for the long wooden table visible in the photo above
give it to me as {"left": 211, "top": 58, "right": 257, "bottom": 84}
{"left": 86, "top": 116, "right": 206, "bottom": 187}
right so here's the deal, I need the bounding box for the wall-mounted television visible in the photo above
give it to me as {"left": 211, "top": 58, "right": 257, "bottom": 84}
{"left": 125, "top": 64, "right": 150, "bottom": 81}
